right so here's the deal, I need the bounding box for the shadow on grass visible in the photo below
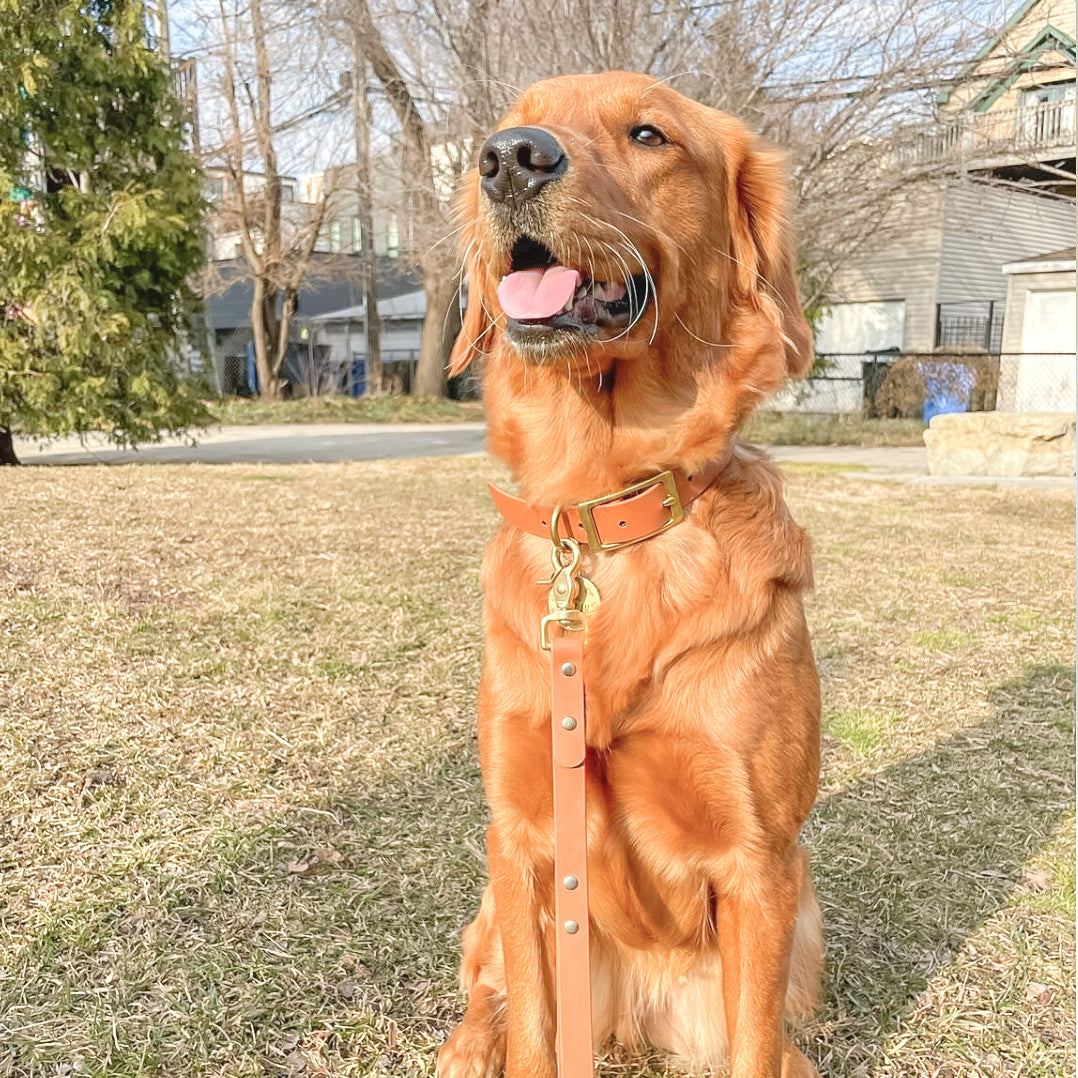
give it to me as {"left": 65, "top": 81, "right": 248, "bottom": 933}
{"left": 804, "top": 662, "right": 1075, "bottom": 1073}
{"left": 0, "top": 737, "right": 488, "bottom": 1078}
{"left": 5, "top": 666, "right": 1070, "bottom": 1078}
{"left": 318, "top": 662, "right": 1075, "bottom": 1076}
{"left": 210, "top": 660, "right": 1075, "bottom": 1076}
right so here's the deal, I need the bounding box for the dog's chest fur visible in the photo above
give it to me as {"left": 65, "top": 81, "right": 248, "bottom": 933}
{"left": 476, "top": 454, "right": 819, "bottom": 954}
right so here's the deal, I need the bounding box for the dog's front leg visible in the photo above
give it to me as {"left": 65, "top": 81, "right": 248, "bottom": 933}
{"left": 487, "top": 824, "right": 558, "bottom": 1078}
{"left": 719, "top": 850, "right": 819, "bottom": 1078}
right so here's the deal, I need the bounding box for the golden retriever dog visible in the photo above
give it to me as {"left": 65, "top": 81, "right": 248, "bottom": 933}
{"left": 438, "top": 71, "right": 823, "bottom": 1078}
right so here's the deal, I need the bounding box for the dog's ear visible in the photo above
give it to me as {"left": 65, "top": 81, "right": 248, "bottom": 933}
{"left": 727, "top": 140, "right": 814, "bottom": 378}
{"left": 448, "top": 173, "right": 495, "bottom": 376}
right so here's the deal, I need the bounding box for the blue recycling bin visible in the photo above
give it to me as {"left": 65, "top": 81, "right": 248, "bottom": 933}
{"left": 245, "top": 341, "right": 258, "bottom": 395}
{"left": 350, "top": 354, "right": 367, "bottom": 397}
{"left": 919, "top": 362, "right": 975, "bottom": 423}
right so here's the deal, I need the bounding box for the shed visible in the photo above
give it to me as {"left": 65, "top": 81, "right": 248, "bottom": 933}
{"left": 997, "top": 246, "right": 1076, "bottom": 410}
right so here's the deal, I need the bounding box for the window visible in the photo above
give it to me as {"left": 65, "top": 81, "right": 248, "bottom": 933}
{"left": 386, "top": 215, "right": 400, "bottom": 257}
{"left": 1018, "top": 82, "right": 1075, "bottom": 145}
{"left": 1020, "top": 81, "right": 1076, "bottom": 108}
{"left": 329, "top": 219, "right": 342, "bottom": 253}
{"left": 351, "top": 216, "right": 362, "bottom": 252}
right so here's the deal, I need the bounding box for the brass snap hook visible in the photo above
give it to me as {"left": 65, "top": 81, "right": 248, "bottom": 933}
{"left": 549, "top": 505, "right": 572, "bottom": 548}
{"left": 549, "top": 507, "right": 582, "bottom": 571}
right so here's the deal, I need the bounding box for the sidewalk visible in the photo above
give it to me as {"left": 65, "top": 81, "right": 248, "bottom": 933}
{"left": 11, "top": 425, "right": 1073, "bottom": 488}
{"left": 769, "top": 444, "right": 1074, "bottom": 489}
{"left": 13, "top": 423, "right": 487, "bottom": 466}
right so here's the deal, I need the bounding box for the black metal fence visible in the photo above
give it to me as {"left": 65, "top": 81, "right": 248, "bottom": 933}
{"left": 936, "top": 301, "right": 1005, "bottom": 353}
{"left": 783, "top": 352, "right": 1074, "bottom": 419}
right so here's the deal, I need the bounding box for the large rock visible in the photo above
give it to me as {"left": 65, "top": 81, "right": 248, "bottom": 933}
{"left": 924, "top": 412, "right": 1076, "bottom": 477}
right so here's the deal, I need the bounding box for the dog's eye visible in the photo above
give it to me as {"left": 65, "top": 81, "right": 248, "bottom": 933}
{"left": 630, "top": 125, "right": 667, "bottom": 147}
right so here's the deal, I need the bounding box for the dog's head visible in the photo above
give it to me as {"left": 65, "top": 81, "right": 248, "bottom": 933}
{"left": 450, "top": 71, "right": 812, "bottom": 385}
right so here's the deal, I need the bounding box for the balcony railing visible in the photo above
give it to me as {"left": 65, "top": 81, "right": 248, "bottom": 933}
{"left": 894, "top": 97, "right": 1076, "bottom": 169}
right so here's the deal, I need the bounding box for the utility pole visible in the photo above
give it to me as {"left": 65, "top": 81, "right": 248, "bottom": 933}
{"left": 350, "top": 38, "right": 382, "bottom": 395}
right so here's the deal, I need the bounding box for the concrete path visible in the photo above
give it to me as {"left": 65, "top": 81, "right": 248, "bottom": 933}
{"left": 770, "top": 444, "right": 1073, "bottom": 489}
{"left": 14, "top": 423, "right": 488, "bottom": 466}
{"left": 11, "top": 424, "right": 1072, "bottom": 489}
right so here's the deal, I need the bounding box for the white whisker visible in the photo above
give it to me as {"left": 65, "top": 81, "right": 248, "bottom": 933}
{"left": 674, "top": 313, "right": 733, "bottom": 350}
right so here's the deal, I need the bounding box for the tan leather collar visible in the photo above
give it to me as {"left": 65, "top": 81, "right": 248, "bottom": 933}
{"left": 488, "top": 453, "right": 729, "bottom": 552}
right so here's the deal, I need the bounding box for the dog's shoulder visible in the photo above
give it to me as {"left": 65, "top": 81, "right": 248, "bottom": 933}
{"left": 704, "top": 442, "right": 813, "bottom": 593}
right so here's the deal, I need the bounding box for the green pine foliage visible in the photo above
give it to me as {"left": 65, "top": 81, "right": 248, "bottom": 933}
{"left": 0, "top": 0, "right": 209, "bottom": 451}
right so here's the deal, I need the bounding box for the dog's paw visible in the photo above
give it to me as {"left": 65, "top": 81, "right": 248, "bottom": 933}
{"left": 782, "top": 1043, "right": 821, "bottom": 1078}
{"left": 437, "top": 1024, "right": 506, "bottom": 1078}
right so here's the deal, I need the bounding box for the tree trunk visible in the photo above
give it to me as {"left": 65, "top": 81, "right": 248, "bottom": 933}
{"left": 250, "top": 279, "right": 283, "bottom": 400}
{"left": 413, "top": 264, "right": 458, "bottom": 397}
{"left": 0, "top": 427, "right": 20, "bottom": 465}
{"left": 275, "top": 289, "right": 297, "bottom": 392}
{"left": 351, "top": 46, "right": 383, "bottom": 396}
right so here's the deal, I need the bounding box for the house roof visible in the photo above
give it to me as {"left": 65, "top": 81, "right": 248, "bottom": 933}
{"left": 306, "top": 289, "right": 428, "bottom": 322}
{"left": 1002, "top": 246, "right": 1076, "bottom": 273}
{"left": 968, "top": 25, "right": 1077, "bottom": 112}
{"left": 204, "top": 255, "right": 422, "bottom": 330}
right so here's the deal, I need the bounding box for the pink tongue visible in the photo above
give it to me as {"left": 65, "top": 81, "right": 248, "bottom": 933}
{"left": 498, "top": 266, "right": 580, "bottom": 320}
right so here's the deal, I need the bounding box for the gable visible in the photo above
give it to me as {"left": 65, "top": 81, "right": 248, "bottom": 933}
{"left": 938, "top": 0, "right": 1076, "bottom": 109}
{"left": 968, "top": 25, "right": 1077, "bottom": 111}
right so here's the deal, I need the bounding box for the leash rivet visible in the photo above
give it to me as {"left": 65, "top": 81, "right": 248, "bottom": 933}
{"left": 564, "top": 920, "right": 580, "bottom": 934}
{"left": 561, "top": 716, "right": 577, "bottom": 731}
{"left": 561, "top": 662, "right": 576, "bottom": 677}
{"left": 563, "top": 875, "right": 579, "bottom": 890}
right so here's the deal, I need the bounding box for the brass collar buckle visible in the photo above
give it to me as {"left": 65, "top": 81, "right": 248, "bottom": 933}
{"left": 576, "top": 470, "right": 685, "bottom": 552}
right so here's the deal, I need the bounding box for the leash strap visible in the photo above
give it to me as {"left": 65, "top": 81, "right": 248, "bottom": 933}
{"left": 550, "top": 633, "right": 593, "bottom": 1078}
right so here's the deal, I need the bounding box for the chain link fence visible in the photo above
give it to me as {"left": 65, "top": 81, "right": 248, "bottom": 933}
{"left": 195, "top": 329, "right": 1069, "bottom": 418}
{"left": 772, "top": 351, "right": 1074, "bottom": 419}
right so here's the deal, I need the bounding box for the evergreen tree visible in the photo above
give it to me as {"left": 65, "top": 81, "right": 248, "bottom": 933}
{"left": 0, "top": 0, "right": 208, "bottom": 464}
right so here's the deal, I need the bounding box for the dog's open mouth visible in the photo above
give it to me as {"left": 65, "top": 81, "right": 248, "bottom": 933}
{"left": 498, "top": 236, "right": 649, "bottom": 337}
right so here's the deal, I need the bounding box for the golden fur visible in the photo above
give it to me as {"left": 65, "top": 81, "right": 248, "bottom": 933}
{"left": 438, "top": 71, "right": 823, "bottom": 1078}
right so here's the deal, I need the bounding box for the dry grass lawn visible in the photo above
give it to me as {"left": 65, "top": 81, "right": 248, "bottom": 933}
{"left": 0, "top": 457, "right": 1072, "bottom": 1078}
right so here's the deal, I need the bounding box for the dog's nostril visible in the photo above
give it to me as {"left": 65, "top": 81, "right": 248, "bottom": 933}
{"left": 480, "top": 151, "right": 500, "bottom": 179}
{"left": 519, "top": 143, "right": 563, "bottom": 173}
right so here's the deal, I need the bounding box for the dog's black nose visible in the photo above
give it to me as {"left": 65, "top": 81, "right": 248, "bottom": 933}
{"left": 479, "top": 127, "right": 567, "bottom": 204}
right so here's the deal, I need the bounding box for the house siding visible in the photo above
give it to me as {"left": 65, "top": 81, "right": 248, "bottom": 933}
{"left": 937, "top": 181, "right": 1077, "bottom": 304}
{"left": 825, "top": 181, "right": 945, "bottom": 352}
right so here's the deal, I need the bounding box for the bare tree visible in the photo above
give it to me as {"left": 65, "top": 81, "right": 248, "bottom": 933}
{"left": 197, "top": 0, "right": 350, "bottom": 399}
{"left": 348, "top": 50, "right": 384, "bottom": 394}
{"left": 336, "top": 0, "right": 464, "bottom": 396}
{"left": 323, "top": 0, "right": 985, "bottom": 393}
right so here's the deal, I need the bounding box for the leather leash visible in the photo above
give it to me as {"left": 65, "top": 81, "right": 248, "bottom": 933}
{"left": 491, "top": 459, "right": 729, "bottom": 1078}
{"left": 550, "top": 631, "right": 592, "bottom": 1077}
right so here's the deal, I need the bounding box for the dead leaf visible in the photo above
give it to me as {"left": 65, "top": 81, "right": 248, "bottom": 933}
{"left": 1020, "top": 868, "right": 1053, "bottom": 892}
